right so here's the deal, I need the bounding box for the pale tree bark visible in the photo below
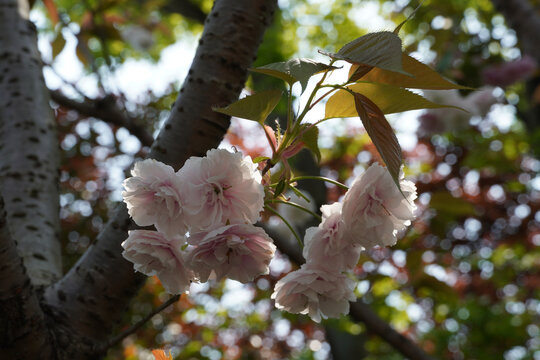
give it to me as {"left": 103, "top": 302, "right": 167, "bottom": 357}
{"left": 0, "top": 197, "right": 54, "bottom": 359}
{"left": 0, "top": 0, "right": 61, "bottom": 286}
{"left": 41, "top": 1, "right": 277, "bottom": 359}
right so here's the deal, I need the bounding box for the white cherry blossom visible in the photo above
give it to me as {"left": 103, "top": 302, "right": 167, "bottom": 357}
{"left": 341, "top": 163, "right": 417, "bottom": 249}
{"left": 121, "top": 230, "right": 193, "bottom": 294}
{"left": 271, "top": 263, "right": 356, "bottom": 322}
{"left": 178, "top": 149, "right": 265, "bottom": 232}
{"left": 122, "top": 159, "right": 188, "bottom": 238}
{"left": 187, "top": 224, "right": 276, "bottom": 283}
{"left": 303, "top": 203, "right": 361, "bottom": 272}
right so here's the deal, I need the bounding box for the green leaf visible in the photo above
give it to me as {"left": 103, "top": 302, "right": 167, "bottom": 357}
{"left": 325, "top": 82, "right": 461, "bottom": 119}
{"left": 300, "top": 125, "right": 321, "bottom": 162}
{"left": 360, "top": 54, "right": 471, "bottom": 90}
{"left": 250, "top": 59, "right": 336, "bottom": 92}
{"left": 252, "top": 156, "right": 269, "bottom": 163}
{"left": 213, "top": 90, "right": 282, "bottom": 124}
{"left": 320, "top": 32, "right": 410, "bottom": 75}
{"left": 353, "top": 92, "right": 402, "bottom": 189}
{"left": 274, "top": 179, "right": 286, "bottom": 198}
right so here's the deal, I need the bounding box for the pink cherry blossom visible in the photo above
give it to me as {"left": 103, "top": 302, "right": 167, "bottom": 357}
{"left": 341, "top": 163, "right": 417, "bottom": 249}
{"left": 187, "top": 224, "right": 276, "bottom": 283}
{"left": 271, "top": 263, "right": 356, "bottom": 322}
{"left": 121, "top": 230, "right": 193, "bottom": 294}
{"left": 122, "top": 159, "right": 188, "bottom": 238}
{"left": 303, "top": 202, "right": 361, "bottom": 271}
{"left": 178, "top": 149, "right": 265, "bottom": 232}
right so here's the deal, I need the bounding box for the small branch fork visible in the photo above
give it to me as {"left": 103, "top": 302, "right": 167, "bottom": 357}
{"left": 100, "top": 294, "right": 181, "bottom": 352}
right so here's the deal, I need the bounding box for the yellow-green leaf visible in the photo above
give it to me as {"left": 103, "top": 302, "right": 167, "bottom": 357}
{"left": 348, "top": 64, "right": 373, "bottom": 82}
{"left": 213, "top": 90, "right": 282, "bottom": 124}
{"left": 325, "top": 82, "right": 460, "bottom": 119}
{"left": 353, "top": 92, "right": 402, "bottom": 189}
{"left": 300, "top": 125, "right": 321, "bottom": 162}
{"left": 360, "top": 54, "right": 471, "bottom": 90}
{"left": 250, "top": 59, "right": 336, "bottom": 92}
{"left": 320, "top": 32, "right": 410, "bottom": 75}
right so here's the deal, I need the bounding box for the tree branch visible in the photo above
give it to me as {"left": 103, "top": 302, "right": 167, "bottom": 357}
{"left": 49, "top": 90, "right": 154, "bottom": 147}
{"left": 0, "top": 196, "right": 54, "bottom": 359}
{"left": 101, "top": 294, "right": 181, "bottom": 351}
{"left": 0, "top": 0, "right": 61, "bottom": 286}
{"left": 265, "top": 226, "right": 435, "bottom": 360}
{"left": 150, "top": 0, "right": 277, "bottom": 169}
{"left": 43, "top": 1, "right": 278, "bottom": 358}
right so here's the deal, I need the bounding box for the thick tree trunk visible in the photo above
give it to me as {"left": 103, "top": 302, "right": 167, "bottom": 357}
{"left": 0, "top": 197, "right": 55, "bottom": 359}
{"left": 41, "top": 0, "right": 277, "bottom": 359}
{"left": 0, "top": 0, "right": 61, "bottom": 286}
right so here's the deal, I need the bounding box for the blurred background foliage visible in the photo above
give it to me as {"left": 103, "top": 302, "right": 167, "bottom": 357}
{"left": 34, "top": 0, "right": 540, "bottom": 358}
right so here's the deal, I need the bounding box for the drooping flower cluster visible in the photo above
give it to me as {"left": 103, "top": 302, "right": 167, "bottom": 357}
{"left": 272, "top": 163, "right": 416, "bottom": 322}
{"left": 121, "top": 149, "right": 275, "bottom": 294}
{"left": 121, "top": 149, "right": 416, "bottom": 322}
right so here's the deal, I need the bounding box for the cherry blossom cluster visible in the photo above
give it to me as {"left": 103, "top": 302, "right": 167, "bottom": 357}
{"left": 272, "top": 163, "right": 417, "bottom": 322}
{"left": 120, "top": 148, "right": 417, "bottom": 322}
{"left": 121, "top": 148, "right": 275, "bottom": 294}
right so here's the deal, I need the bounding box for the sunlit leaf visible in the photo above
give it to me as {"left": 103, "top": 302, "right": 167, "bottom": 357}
{"left": 325, "top": 82, "right": 460, "bottom": 119}
{"left": 300, "top": 125, "right": 321, "bottom": 162}
{"left": 213, "top": 90, "right": 282, "bottom": 124}
{"left": 360, "top": 54, "right": 471, "bottom": 89}
{"left": 320, "top": 32, "right": 410, "bottom": 75}
{"left": 348, "top": 64, "right": 373, "bottom": 82}
{"left": 252, "top": 156, "right": 270, "bottom": 163}
{"left": 353, "top": 92, "right": 402, "bottom": 188}
{"left": 250, "top": 59, "right": 336, "bottom": 92}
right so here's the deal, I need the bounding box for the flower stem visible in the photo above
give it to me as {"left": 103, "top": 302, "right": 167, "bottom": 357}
{"left": 294, "top": 60, "right": 336, "bottom": 129}
{"left": 290, "top": 175, "right": 349, "bottom": 190}
{"left": 264, "top": 205, "right": 303, "bottom": 248}
{"left": 270, "top": 199, "right": 322, "bottom": 222}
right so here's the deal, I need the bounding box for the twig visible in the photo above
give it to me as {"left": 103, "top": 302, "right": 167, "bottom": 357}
{"left": 101, "top": 294, "right": 181, "bottom": 351}
{"left": 50, "top": 90, "right": 154, "bottom": 147}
